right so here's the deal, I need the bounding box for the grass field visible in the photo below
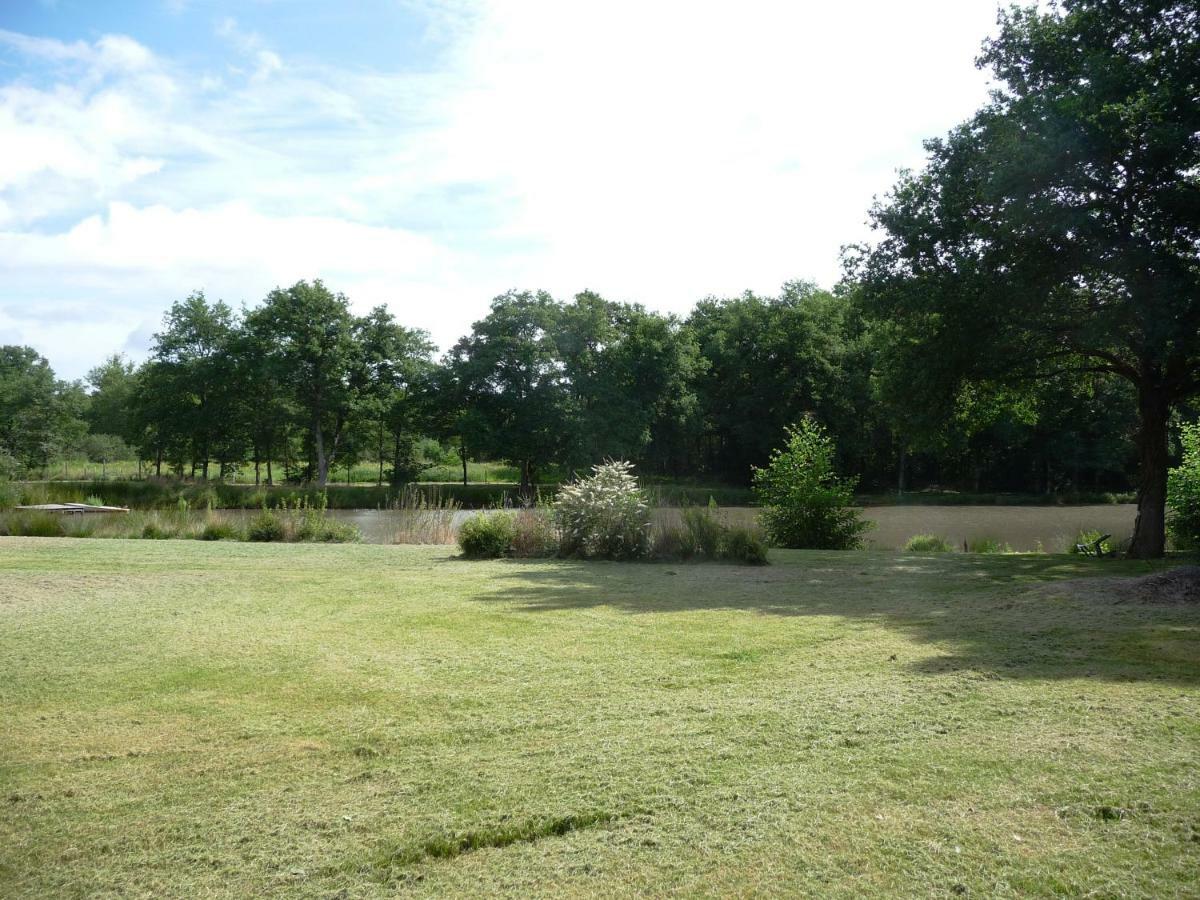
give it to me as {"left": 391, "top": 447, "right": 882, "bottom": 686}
{"left": 1, "top": 540, "right": 1197, "bottom": 897}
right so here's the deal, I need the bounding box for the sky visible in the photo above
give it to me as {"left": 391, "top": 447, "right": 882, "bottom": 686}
{"left": 0, "top": 0, "right": 1003, "bottom": 381}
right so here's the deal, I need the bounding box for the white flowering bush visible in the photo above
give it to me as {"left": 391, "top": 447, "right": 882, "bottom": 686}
{"left": 555, "top": 460, "right": 651, "bottom": 559}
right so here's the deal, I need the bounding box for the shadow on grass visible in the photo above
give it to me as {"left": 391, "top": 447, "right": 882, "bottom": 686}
{"left": 456, "top": 551, "right": 1200, "bottom": 685}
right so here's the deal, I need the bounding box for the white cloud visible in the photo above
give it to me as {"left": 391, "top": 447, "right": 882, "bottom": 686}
{"left": 0, "top": 2, "right": 1004, "bottom": 379}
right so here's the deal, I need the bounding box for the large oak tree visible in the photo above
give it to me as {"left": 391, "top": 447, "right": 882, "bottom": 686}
{"left": 855, "top": 0, "right": 1199, "bottom": 556}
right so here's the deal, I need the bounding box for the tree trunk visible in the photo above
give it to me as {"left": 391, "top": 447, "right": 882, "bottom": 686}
{"left": 1128, "top": 386, "right": 1170, "bottom": 559}
{"left": 519, "top": 459, "right": 534, "bottom": 504}
{"left": 897, "top": 445, "right": 907, "bottom": 495}
{"left": 460, "top": 444, "right": 468, "bottom": 486}
{"left": 313, "top": 415, "right": 328, "bottom": 487}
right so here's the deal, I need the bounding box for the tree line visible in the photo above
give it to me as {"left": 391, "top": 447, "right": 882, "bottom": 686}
{"left": 0, "top": 278, "right": 1150, "bottom": 499}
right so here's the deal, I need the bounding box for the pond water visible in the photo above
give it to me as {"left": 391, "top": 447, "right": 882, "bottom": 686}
{"left": 215, "top": 504, "right": 1138, "bottom": 551}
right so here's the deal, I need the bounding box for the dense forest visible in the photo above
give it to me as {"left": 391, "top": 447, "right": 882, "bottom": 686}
{"left": 0, "top": 278, "right": 1161, "bottom": 498}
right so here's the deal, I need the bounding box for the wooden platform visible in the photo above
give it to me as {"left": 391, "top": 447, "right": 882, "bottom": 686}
{"left": 15, "top": 503, "right": 130, "bottom": 515}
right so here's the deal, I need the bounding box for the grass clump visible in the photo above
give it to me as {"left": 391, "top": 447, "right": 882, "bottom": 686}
{"left": 967, "top": 536, "right": 1013, "bottom": 554}
{"left": 458, "top": 512, "right": 518, "bottom": 558}
{"left": 904, "top": 533, "right": 954, "bottom": 552}
{"left": 199, "top": 519, "right": 242, "bottom": 541}
{"left": 651, "top": 506, "right": 769, "bottom": 564}
{"left": 246, "top": 509, "right": 286, "bottom": 542}
{"left": 0, "top": 511, "right": 65, "bottom": 537}
{"left": 510, "top": 509, "right": 558, "bottom": 558}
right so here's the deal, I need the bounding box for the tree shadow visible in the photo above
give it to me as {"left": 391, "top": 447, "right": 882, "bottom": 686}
{"left": 449, "top": 551, "right": 1200, "bottom": 685}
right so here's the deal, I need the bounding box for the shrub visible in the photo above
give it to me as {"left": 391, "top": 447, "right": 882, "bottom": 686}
{"left": 904, "top": 534, "right": 954, "bottom": 553}
{"left": 199, "top": 520, "right": 242, "bottom": 541}
{"left": 753, "top": 420, "right": 870, "bottom": 550}
{"left": 84, "top": 494, "right": 105, "bottom": 508}
{"left": 680, "top": 505, "right": 723, "bottom": 559}
{"left": 1168, "top": 422, "right": 1200, "bottom": 550}
{"left": 651, "top": 525, "right": 689, "bottom": 560}
{"left": 967, "top": 536, "right": 1013, "bottom": 554}
{"left": 555, "top": 461, "right": 650, "bottom": 560}
{"left": 142, "top": 522, "right": 172, "bottom": 540}
{"left": 246, "top": 509, "right": 286, "bottom": 542}
{"left": 719, "top": 526, "right": 769, "bottom": 565}
{"left": 293, "top": 509, "right": 361, "bottom": 543}
{"left": 458, "top": 512, "right": 516, "bottom": 558}
{"left": 510, "top": 509, "right": 558, "bottom": 558}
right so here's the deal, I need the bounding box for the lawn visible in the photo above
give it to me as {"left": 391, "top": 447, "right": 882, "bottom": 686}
{"left": 1, "top": 540, "right": 1197, "bottom": 897}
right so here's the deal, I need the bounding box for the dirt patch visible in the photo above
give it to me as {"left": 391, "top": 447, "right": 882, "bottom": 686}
{"left": 1042, "top": 566, "right": 1200, "bottom": 605}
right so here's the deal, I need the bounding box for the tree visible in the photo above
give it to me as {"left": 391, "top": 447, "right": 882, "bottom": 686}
{"left": 687, "top": 282, "right": 864, "bottom": 483}
{"left": 146, "top": 293, "right": 242, "bottom": 479}
{"left": 557, "top": 292, "right": 700, "bottom": 474}
{"left": 753, "top": 419, "right": 869, "bottom": 550}
{"left": 853, "top": 1, "right": 1200, "bottom": 557}
{"left": 246, "top": 280, "right": 360, "bottom": 487}
{"left": 0, "top": 346, "right": 86, "bottom": 474}
{"left": 447, "top": 290, "right": 571, "bottom": 499}
{"left": 352, "top": 306, "right": 435, "bottom": 486}
{"left": 85, "top": 355, "right": 137, "bottom": 446}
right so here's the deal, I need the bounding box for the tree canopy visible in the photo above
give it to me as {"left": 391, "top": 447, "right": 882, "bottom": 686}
{"left": 853, "top": 0, "right": 1200, "bottom": 556}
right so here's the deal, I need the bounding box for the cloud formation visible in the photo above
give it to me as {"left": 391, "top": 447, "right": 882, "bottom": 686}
{"left": 0, "top": 2, "right": 999, "bottom": 379}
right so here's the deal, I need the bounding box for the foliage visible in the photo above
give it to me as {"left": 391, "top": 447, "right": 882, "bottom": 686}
{"left": 0, "top": 345, "right": 86, "bottom": 474}
{"left": 753, "top": 420, "right": 869, "bottom": 550}
{"left": 717, "top": 526, "right": 769, "bottom": 565}
{"left": 554, "top": 461, "right": 650, "bottom": 560}
{"left": 0, "top": 511, "right": 65, "bottom": 537}
{"left": 687, "top": 282, "right": 868, "bottom": 483}
{"left": 853, "top": 0, "right": 1200, "bottom": 556}
{"left": 904, "top": 534, "right": 954, "bottom": 553}
{"left": 246, "top": 509, "right": 287, "bottom": 542}
{"left": 457, "top": 512, "right": 517, "bottom": 559}
{"left": 1167, "top": 422, "right": 1200, "bottom": 551}
{"left": 199, "top": 520, "right": 242, "bottom": 541}
{"left": 679, "top": 504, "right": 723, "bottom": 558}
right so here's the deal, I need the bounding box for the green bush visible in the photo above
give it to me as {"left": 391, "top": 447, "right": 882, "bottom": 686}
{"left": 141, "top": 522, "right": 173, "bottom": 540}
{"left": 246, "top": 510, "right": 286, "bottom": 542}
{"left": 555, "top": 461, "right": 651, "bottom": 560}
{"left": 719, "top": 526, "right": 769, "bottom": 565}
{"left": 293, "top": 510, "right": 361, "bottom": 543}
{"left": 904, "top": 534, "right": 954, "bottom": 553}
{"left": 680, "top": 505, "right": 723, "bottom": 558}
{"left": 199, "top": 520, "right": 242, "bottom": 541}
{"left": 458, "top": 512, "right": 517, "bottom": 558}
{"left": 753, "top": 420, "right": 870, "bottom": 550}
{"left": 1168, "top": 422, "right": 1200, "bottom": 551}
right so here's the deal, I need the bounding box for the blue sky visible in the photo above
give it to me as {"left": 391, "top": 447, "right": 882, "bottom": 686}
{"left": 1, "top": 0, "right": 1002, "bottom": 380}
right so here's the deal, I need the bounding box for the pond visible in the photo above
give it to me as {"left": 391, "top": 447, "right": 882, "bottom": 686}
{"left": 214, "top": 504, "right": 1138, "bottom": 551}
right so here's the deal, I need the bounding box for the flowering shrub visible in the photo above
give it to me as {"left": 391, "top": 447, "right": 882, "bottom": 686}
{"left": 555, "top": 461, "right": 650, "bottom": 559}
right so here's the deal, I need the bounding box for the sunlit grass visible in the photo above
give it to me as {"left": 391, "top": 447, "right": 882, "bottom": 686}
{"left": 1, "top": 540, "right": 1196, "bottom": 897}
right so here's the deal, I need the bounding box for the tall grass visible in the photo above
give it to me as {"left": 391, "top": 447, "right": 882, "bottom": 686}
{"left": 385, "top": 486, "right": 461, "bottom": 544}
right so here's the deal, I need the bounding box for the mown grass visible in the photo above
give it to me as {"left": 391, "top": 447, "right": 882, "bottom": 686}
{"left": 0, "top": 540, "right": 1197, "bottom": 897}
